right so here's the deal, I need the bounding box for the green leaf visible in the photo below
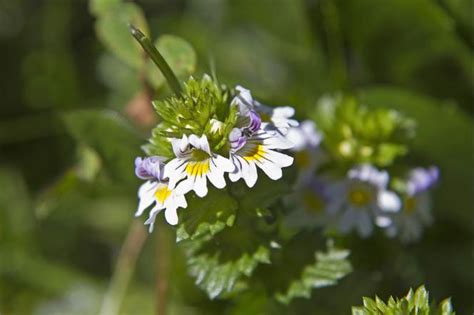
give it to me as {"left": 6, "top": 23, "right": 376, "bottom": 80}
{"left": 184, "top": 240, "right": 270, "bottom": 299}
{"left": 275, "top": 241, "right": 352, "bottom": 304}
{"left": 176, "top": 188, "right": 238, "bottom": 242}
{"left": 95, "top": 2, "right": 149, "bottom": 69}
{"left": 62, "top": 109, "right": 143, "bottom": 184}
{"left": 351, "top": 285, "right": 455, "bottom": 314}
{"left": 147, "top": 35, "right": 197, "bottom": 89}
{"left": 89, "top": 0, "right": 121, "bottom": 16}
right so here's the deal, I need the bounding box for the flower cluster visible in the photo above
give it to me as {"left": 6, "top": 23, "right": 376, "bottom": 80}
{"left": 283, "top": 117, "right": 439, "bottom": 242}
{"left": 134, "top": 77, "right": 296, "bottom": 230}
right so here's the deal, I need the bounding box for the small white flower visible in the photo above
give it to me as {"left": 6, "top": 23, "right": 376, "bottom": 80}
{"left": 284, "top": 176, "right": 331, "bottom": 229}
{"left": 382, "top": 166, "right": 439, "bottom": 243}
{"left": 285, "top": 120, "right": 325, "bottom": 175}
{"left": 233, "top": 85, "right": 298, "bottom": 135}
{"left": 135, "top": 157, "right": 187, "bottom": 230}
{"left": 164, "top": 134, "right": 234, "bottom": 198}
{"left": 327, "top": 164, "right": 401, "bottom": 238}
{"left": 228, "top": 128, "right": 294, "bottom": 187}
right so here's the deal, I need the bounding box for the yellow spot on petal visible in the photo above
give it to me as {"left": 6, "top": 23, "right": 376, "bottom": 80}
{"left": 348, "top": 187, "right": 372, "bottom": 207}
{"left": 243, "top": 144, "right": 266, "bottom": 162}
{"left": 155, "top": 184, "right": 172, "bottom": 204}
{"left": 186, "top": 160, "right": 210, "bottom": 176}
{"left": 303, "top": 191, "right": 324, "bottom": 214}
{"left": 404, "top": 197, "right": 417, "bottom": 214}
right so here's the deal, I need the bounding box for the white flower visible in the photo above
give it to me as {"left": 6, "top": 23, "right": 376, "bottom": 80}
{"left": 285, "top": 120, "right": 325, "bottom": 175}
{"left": 136, "top": 180, "right": 187, "bottom": 230}
{"left": 134, "top": 157, "right": 187, "bottom": 230}
{"left": 164, "top": 134, "right": 234, "bottom": 198}
{"left": 327, "top": 164, "right": 401, "bottom": 238}
{"left": 233, "top": 85, "right": 298, "bottom": 135}
{"left": 284, "top": 175, "right": 331, "bottom": 229}
{"left": 228, "top": 128, "right": 294, "bottom": 187}
{"left": 381, "top": 166, "right": 439, "bottom": 243}
{"left": 286, "top": 120, "right": 322, "bottom": 151}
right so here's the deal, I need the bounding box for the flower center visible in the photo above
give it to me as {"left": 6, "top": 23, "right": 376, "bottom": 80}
{"left": 303, "top": 191, "right": 324, "bottom": 214}
{"left": 403, "top": 197, "right": 417, "bottom": 214}
{"left": 191, "top": 148, "right": 210, "bottom": 161}
{"left": 295, "top": 151, "right": 311, "bottom": 168}
{"left": 185, "top": 160, "right": 210, "bottom": 176}
{"left": 155, "top": 184, "right": 172, "bottom": 204}
{"left": 348, "top": 186, "right": 372, "bottom": 207}
{"left": 243, "top": 144, "right": 266, "bottom": 162}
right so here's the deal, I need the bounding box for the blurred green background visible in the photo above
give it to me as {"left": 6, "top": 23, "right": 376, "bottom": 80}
{"left": 0, "top": 0, "right": 472, "bottom": 314}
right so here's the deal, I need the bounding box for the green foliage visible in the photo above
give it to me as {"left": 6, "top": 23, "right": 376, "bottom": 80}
{"left": 176, "top": 188, "right": 237, "bottom": 242}
{"left": 94, "top": 2, "right": 149, "bottom": 69}
{"left": 276, "top": 242, "right": 352, "bottom": 304}
{"left": 147, "top": 35, "right": 197, "bottom": 88}
{"left": 352, "top": 285, "right": 455, "bottom": 315}
{"left": 148, "top": 75, "right": 235, "bottom": 155}
{"left": 183, "top": 237, "right": 270, "bottom": 299}
{"left": 314, "top": 94, "right": 414, "bottom": 167}
{"left": 62, "top": 109, "right": 143, "bottom": 184}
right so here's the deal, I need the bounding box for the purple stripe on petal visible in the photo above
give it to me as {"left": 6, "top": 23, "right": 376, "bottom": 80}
{"left": 229, "top": 128, "right": 247, "bottom": 152}
{"left": 135, "top": 156, "right": 165, "bottom": 181}
{"left": 247, "top": 110, "right": 262, "bottom": 134}
{"left": 407, "top": 166, "right": 440, "bottom": 195}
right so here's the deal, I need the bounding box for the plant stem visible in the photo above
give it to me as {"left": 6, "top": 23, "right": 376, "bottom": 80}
{"left": 155, "top": 221, "right": 172, "bottom": 315}
{"left": 99, "top": 220, "right": 148, "bottom": 315}
{"left": 129, "top": 24, "right": 183, "bottom": 96}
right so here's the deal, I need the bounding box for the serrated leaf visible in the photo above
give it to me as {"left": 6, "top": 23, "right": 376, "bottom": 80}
{"left": 176, "top": 188, "right": 238, "bottom": 242}
{"left": 95, "top": 2, "right": 149, "bottom": 69}
{"left": 352, "top": 285, "right": 455, "bottom": 314}
{"left": 185, "top": 244, "right": 270, "bottom": 299}
{"left": 62, "top": 109, "right": 143, "bottom": 184}
{"left": 275, "top": 242, "right": 352, "bottom": 304}
{"left": 147, "top": 35, "right": 197, "bottom": 88}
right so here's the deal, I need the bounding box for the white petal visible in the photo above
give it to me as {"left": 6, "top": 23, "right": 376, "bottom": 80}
{"left": 214, "top": 154, "right": 235, "bottom": 173}
{"left": 378, "top": 191, "right": 401, "bottom": 212}
{"left": 208, "top": 161, "right": 227, "bottom": 189}
{"left": 193, "top": 175, "right": 208, "bottom": 197}
{"left": 339, "top": 209, "right": 357, "bottom": 233}
{"left": 243, "top": 159, "right": 258, "bottom": 187}
{"left": 256, "top": 159, "right": 282, "bottom": 180}
{"left": 171, "top": 135, "right": 189, "bottom": 158}
{"left": 356, "top": 211, "right": 373, "bottom": 238}
{"left": 228, "top": 155, "right": 243, "bottom": 182}
{"left": 164, "top": 205, "right": 179, "bottom": 225}
{"left": 145, "top": 203, "right": 163, "bottom": 232}
{"left": 136, "top": 181, "right": 158, "bottom": 217}
{"left": 189, "top": 134, "right": 211, "bottom": 155}
{"left": 265, "top": 149, "right": 294, "bottom": 167}
{"left": 164, "top": 158, "right": 188, "bottom": 189}
{"left": 375, "top": 215, "right": 392, "bottom": 228}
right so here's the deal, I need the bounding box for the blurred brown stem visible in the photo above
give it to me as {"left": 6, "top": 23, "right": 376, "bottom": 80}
{"left": 155, "top": 221, "right": 172, "bottom": 315}
{"left": 99, "top": 220, "right": 147, "bottom": 315}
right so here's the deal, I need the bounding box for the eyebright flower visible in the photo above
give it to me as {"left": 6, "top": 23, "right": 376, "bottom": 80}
{"left": 227, "top": 86, "right": 295, "bottom": 187}
{"left": 164, "top": 134, "right": 234, "bottom": 198}
{"left": 233, "top": 86, "right": 298, "bottom": 136}
{"left": 327, "top": 164, "right": 401, "bottom": 238}
{"left": 135, "top": 156, "right": 187, "bottom": 229}
{"left": 382, "top": 166, "right": 439, "bottom": 243}
{"left": 285, "top": 120, "right": 325, "bottom": 174}
{"left": 284, "top": 175, "right": 331, "bottom": 229}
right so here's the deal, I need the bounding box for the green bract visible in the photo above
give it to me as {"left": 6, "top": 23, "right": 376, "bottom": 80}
{"left": 143, "top": 75, "right": 238, "bottom": 158}
{"left": 314, "top": 94, "right": 415, "bottom": 168}
{"left": 352, "top": 285, "right": 455, "bottom": 315}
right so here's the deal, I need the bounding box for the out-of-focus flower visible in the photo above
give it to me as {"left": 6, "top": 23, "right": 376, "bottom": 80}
{"left": 328, "top": 164, "right": 401, "bottom": 238}
{"left": 381, "top": 166, "right": 439, "bottom": 243}
{"left": 284, "top": 176, "right": 331, "bottom": 229}
{"left": 135, "top": 156, "right": 187, "bottom": 229}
